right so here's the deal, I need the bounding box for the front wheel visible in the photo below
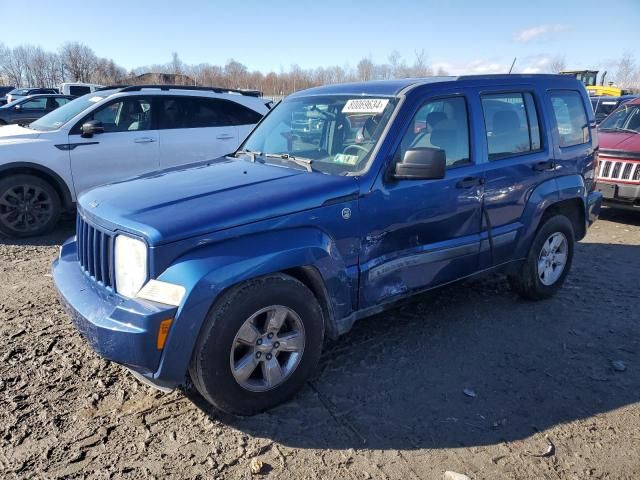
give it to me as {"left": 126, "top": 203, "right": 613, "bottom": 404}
{"left": 0, "top": 174, "right": 61, "bottom": 238}
{"left": 509, "top": 214, "right": 575, "bottom": 300}
{"left": 189, "top": 273, "right": 324, "bottom": 415}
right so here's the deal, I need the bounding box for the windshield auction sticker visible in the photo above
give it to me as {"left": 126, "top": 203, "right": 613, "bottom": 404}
{"left": 342, "top": 98, "right": 389, "bottom": 114}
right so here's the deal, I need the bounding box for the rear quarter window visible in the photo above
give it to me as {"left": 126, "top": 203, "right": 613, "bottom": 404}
{"left": 549, "top": 90, "right": 589, "bottom": 147}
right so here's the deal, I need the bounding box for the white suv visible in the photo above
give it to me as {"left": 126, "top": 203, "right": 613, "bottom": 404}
{"left": 0, "top": 85, "right": 270, "bottom": 237}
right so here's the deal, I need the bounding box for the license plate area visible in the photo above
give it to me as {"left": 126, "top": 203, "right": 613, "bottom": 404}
{"left": 598, "top": 182, "right": 617, "bottom": 199}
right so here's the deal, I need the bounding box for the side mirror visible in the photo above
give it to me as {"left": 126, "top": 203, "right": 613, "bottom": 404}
{"left": 13, "top": 104, "right": 21, "bottom": 111}
{"left": 81, "top": 120, "right": 104, "bottom": 138}
{"left": 394, "top": 147, "right": 446, "bottom": 180}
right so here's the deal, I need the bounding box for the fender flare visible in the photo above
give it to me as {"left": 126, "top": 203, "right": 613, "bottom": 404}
{"left": 0, "top": 162, "right": 74, "bottom": 209}
{"left": 513, "top": 174, "right": 586, "bottom": 259}
{"left": 151, "top": 227, "right": 356, "bottom": 384}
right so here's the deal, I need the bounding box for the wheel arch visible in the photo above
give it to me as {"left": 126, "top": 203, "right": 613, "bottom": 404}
{"left": 151, "top": 227, "right": 356, "bottom": 385}
{"left": 0, "top": 162, "right": 75, "bottom": 210}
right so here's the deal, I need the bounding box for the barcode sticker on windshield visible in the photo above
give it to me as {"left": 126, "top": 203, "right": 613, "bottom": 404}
{"left": 342, "top": 99, "right": 389, "bottom": 114}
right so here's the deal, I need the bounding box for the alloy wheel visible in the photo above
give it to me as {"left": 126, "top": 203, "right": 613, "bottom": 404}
{"left": 0, "top": 184, "right": 53, "bottom": 233}
{"left": 230, "top": 305, "right": 306, "bottom": 392}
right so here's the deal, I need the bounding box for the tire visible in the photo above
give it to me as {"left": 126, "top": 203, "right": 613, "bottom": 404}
{"left": 509, "top": 214, "right": 575, "bottom": 300}
{"left": 189, "top": 273, "right": 324, "bottom": 415}
{"left": 0, "top": 174, "right": 61, "bottom": 238}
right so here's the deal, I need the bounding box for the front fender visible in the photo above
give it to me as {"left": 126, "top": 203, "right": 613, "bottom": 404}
{"left": 151, "top": 227, "right": 356, "bottom": 385}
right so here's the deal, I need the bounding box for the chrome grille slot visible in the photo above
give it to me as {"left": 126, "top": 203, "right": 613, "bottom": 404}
{"left": 597, "top": 157, "right": 640, "bottom": 184}
{"left": 76, "top": 215, "right": 115, "bottom": 289}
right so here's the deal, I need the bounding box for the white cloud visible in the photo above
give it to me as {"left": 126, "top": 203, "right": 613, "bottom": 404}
{"left": 514, "top": 24, "right": 570, "bottom": 43}
{"left": 432, "top": 60, "right": 511, "bottom": 76}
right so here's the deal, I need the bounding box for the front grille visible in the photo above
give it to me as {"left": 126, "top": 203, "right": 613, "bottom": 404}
{"left": 76, "top": 215, "right": 115, "bottom": 289}
{"left": 597, "top": 158, "right": 640, "bottom": 184}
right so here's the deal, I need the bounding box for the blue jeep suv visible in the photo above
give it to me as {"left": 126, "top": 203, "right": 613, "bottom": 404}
{"left": 53, "top": 74, "right": 602, "bottom": 415}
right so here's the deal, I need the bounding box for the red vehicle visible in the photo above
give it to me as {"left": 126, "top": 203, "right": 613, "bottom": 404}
{"left": 596, "top": 98, "right": 640, "bottom": 211}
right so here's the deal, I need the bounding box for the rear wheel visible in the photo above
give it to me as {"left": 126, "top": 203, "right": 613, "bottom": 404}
{"left": 189, "top": 273, "right": 324, "bottom": 415}
{"left": 509, "top": 214, "right": 575, "bottom": 300}
{"left": 0, "top": 174, "right": 61, "bottom": 237}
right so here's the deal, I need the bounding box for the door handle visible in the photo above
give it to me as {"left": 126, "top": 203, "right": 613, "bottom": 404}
{"left": 456, "top": 176, "right": 485, "bottom": 188}
{"left": 533, "top": 161, "right": 556, "bottom": 172}
{"left": 216, "top": 134, "right": 234, "bottom": 140}
{"left": 134, "top": 137, "right": 156, "bottom": 143}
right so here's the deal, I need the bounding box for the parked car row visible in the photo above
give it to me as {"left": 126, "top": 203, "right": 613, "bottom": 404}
{"left": 0, "top": 94, "right": 75, "bottom": 125}
{"left": 47, "top": 74, "right": 603, "bottom": 415}
{"left": 0, "top": 84, "right": 270, "bottom": 236}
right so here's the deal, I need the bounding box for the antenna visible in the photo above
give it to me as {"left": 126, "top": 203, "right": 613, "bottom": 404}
{"left": 508, "top": 57, "right": 517, "bottom": 74}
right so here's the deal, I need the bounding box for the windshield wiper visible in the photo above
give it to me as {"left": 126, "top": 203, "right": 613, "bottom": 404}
{"left": 263, "top": 153, "right": 315, "bottom": 172}
{"left": 601, "top": 127, "right": 639, "bottom": 134}
{"left": 234, "top": 149, "right": 264, "bottom": 162}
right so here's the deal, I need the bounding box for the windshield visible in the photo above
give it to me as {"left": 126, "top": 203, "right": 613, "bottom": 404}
{"left": 599, "top": 104, "right": 640, "bottom": 133}
{"left": 239, "top": 95, "right": 398, "bottom": 175}
{"left": 29, "top": 93, "right": 109, "bottom": 131}
{"left": 591, "top": 97, "right": 620, "bottom": 124}
{"left": 9, "top": 89, "right": 30, "bottom": 96}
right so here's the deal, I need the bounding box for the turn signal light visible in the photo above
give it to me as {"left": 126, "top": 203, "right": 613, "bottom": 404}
{"left": 156, "top": 319, "right": 173, "bottom": 350}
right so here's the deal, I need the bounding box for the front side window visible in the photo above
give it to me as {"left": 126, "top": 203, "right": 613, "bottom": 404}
{"left": 240, "top": 95, "right": 398, "bottom": 175}
{"left": 397, "top": 96, "right": 471, "bottom": 168}
{"left": 481, "top": 92, "right": 541, "bottom": 159}
{"left": 599, "top": 103, "right": 640, "bottom": 134}
{"left": 21, "top": 98, "right": 48, "bottom": 110}
{"left": 30, "top": 93, "right": 110, "bottom": 131}
{"left": 550, "top": 91, "right": 589, "bottom": 147}
{"left": 88, "top": 98, "right": 152, "bottom": 133}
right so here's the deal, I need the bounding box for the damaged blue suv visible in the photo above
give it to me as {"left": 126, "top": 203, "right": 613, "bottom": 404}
{"left": 53, "top": 75, "right": 602, "bottom": 415}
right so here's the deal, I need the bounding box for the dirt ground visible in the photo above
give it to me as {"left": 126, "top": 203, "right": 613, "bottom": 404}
{"left": 0, "top": 208, "right": 639, "bottom": 479}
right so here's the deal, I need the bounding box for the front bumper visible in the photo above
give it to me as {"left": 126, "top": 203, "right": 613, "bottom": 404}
{"left": 52, "top": 237, "right": 177, "bottom": 383}
{"left": 596, "top": 181, "right": 640, "bottom": 210}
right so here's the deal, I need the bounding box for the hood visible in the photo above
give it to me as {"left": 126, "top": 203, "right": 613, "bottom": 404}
{"left": 598, "top": 130, "right": 640, "bottom": 152}
{"left": 0, "top": 124, "right": 42, "bottom": 145}
{"left": 79, "top": 158, "right": 360, "bottom": 245}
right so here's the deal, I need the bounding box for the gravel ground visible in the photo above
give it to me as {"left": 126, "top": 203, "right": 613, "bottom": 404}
{"left": 1, "top": 209, "right": 639, "bottom": 479}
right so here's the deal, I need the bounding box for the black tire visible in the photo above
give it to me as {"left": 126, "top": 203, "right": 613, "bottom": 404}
{"left": 189, "top": 273, "right": 324, "bottom": 415}
{"left": 509, "top": 214, "right": 575, "bottom": 300}
{"left": 0, "top": 174, "right": 61, "bottom": 238}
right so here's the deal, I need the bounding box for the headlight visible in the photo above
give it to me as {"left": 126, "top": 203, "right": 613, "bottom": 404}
{"left": 115, "top": 235, "right": 147, "bottom": 298}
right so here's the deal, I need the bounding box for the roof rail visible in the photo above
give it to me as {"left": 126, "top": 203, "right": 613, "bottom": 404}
{"left": 96, "top": 85, "right": 130, "bottom": 91}
{"left": 114, "top": 84, "right": 262, "bottom": 97}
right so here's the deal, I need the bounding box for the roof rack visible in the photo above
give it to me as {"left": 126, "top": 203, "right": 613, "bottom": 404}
{"left": 111, "top": 84, "right": 262, "bottom": 97}
{"left": 96, "top": 85, "right": 130, "bottom": 91}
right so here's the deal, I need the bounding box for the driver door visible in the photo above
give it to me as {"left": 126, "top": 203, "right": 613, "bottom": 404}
{"left": 358, "top": 93, "right": 485, "bottom": 308}
{"left": 69, "top": 96, "right": 159, "bottom": 196}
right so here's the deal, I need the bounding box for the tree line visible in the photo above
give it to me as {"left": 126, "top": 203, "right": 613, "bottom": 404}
{"left": 1, "top": 42, "right": 639, "bottom": 95}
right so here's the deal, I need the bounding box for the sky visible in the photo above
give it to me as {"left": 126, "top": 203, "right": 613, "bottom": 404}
{"left": 1, "top": 0, "right": 639, "bottom": 75}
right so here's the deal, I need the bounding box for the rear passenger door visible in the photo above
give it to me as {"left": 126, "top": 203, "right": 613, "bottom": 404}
{"left": 478, "top": 88, "right": 553, "bottom": 268}
{"left": 156, "top": 96, "right": 240, "bottom": 168}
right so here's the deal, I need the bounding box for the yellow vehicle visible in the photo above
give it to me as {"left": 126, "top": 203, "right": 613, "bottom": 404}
{"left": 559, "top": 70, "right": 628, "bottom": 96}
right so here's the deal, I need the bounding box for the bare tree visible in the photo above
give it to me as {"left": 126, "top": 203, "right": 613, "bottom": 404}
{"left": 357, "top": 57, "right": 375, "bottom": 81}
{"left": 412, "top": 49, "right": 433, "bottom": 77}
{"left": 549, "top": 56, "right": 567, "bottom": 73}
{"left": 60, "top": 42, "right": 97, "bottom": 82}
{"left": 615, "top": 52, "right": 639, "bottom": 88}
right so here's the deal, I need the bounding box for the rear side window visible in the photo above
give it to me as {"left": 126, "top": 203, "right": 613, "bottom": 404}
{"left": 397, "top": 96, "right": 471, "bottom": 168}
{"left": 69, "top": 86, "right": 91, "bottom": 96}
{"left": 222, "top": 101, "right": 262, "bottom": 125}
{"left": 158, "top": 97, "right": 233, "bottom": 129}
{"left": 481, "top": 92, "right": 541, "bottom": 160}
{"left": 549, "top": 91, "right": 589, "bottom": 147}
